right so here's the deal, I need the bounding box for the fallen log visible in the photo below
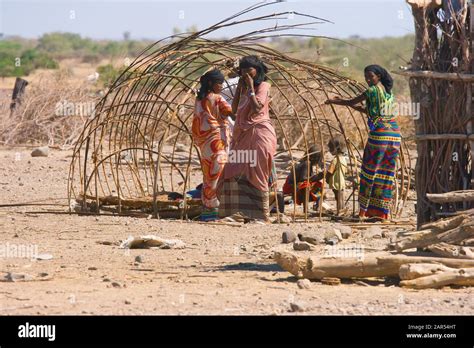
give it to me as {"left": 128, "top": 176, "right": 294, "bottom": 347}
{"left": 376, "top": 254, "right": 474, "bottom": 269}
{"left": 439, "top": 222, "right": 474, "bottom": 243}
{"left": 274, "top": 251, "right": 399, "bottom": 279}
{"left": 274, "top": 250, "right": 474, "bottom": 281}
{"left": 394, "top": 218, "right": 474, "bottom": 251}
{"left": 399, "top": 263, "right": 453, "bottom": 280}
{"left": 427, "top": 243, "right": 474, "bottom": 259}
{"left": 400, "top": 268, "right": 474, "bottom": 289}
{"left": 463, "top": 238, "right": 474, "bottom": 246}
{"left": 419, "top": 214, "right": 468, "bottom": 232}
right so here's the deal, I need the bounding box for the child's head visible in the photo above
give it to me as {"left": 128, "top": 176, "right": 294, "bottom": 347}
{"left": 305, "top": 145, "right": 322, "bottom": 165}
{"left": 328, "top": 136, "right": 347, "bottom": 155}
{"left": 197, "top": 69, "right": 225, "bottom": 100}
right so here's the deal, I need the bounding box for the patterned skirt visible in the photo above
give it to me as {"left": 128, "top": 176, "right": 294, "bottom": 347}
{"left": 218, "top": 175, "right": 269, "bottom": 220}
{"left": 359, "top": 121, "right": 401, "bottom": 220}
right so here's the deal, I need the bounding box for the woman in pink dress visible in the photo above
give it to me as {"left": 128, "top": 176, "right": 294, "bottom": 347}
{"left": 218, "top": 56, "right": 277, "bottom": 221}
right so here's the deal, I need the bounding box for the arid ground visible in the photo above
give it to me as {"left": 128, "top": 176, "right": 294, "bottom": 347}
{"left": 0, "top": 147, "right": 473, "bottom": 315}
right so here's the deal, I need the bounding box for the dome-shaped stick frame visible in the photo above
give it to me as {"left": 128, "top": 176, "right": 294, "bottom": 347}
{"left": 68, "top": 2, "right": 411, "bottom": 221}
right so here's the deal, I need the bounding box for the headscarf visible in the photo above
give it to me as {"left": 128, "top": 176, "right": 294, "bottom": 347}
{"left": 238, "top": 55, "right": 268, "bottom": 86}
{"left": 364, "top": 64, "right": 393, "bottom": 94}
{"left": 197, "top": 69, "right": 225, "bottom": 100}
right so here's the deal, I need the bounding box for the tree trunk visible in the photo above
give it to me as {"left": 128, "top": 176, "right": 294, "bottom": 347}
{"left": 273, "top": 251, "right": 398, "bottom": 280}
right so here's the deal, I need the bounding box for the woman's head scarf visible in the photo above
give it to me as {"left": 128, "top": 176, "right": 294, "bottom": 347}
{"left": 238, "top": 55, "right": 268, "bottom": 86}
{"left": 364, "top": 64, "right": 393, "bottom": 94}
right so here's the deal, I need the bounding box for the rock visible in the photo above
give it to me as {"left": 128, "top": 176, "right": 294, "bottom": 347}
{"left": 293, "top": 241, "right": 312, "bottom": 251}
{"left": 297, "top": 232, "right": 323, "bottom": 245}
{"left": 120, "top": 151, "right": 133, "bottom": 162}
{"left": 289, "top": 301, "right": 306, "bottom": 312}
{"left": 335, "top": 224, "right": 352, "bottom": 239}
{"left": 297, "top": 279, "right": 311, "bottom": 289}
{"left": 273, "top": 214, "right": 292, "bottom": 224}
{"left": 4, "top": 272, "right": 33, "bottom": 282}
{"left": 324, "top": 226, "right": 343, "bottom": 243}
{"left": 325, "top": 237, "right": 339, "bottom": 246}
{"left": 175, "top": 143, "right": 187, "bottom": 152}
{"left": 2, "top": 272, "right": 50, "bottom": 282}
{"left": 364, "top": 226, "right": 383, "bottom": 239}
{"left": 135, "top": 255, "right": 144, "bottom": 263}
{"left": 35, "top": 253, "right": 53, "bottom": 261}
{"left": 282, "top": 231, "right": 297, "bottom": 244}
{"left": 111, "top": 282, "right": 122, "bottom": 288}
{"left": 31, "top": 146, "right": 49, "bottom": 157}
{"left": 124, "top": 299, "right": 131, "bottom": 305}
{"left": 88, "top": 267, "right": 97, "bottom": 271}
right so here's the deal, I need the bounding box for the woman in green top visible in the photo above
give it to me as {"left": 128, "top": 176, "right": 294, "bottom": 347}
{"left": 325, "top": 65, "right": 401, "bottom": 222}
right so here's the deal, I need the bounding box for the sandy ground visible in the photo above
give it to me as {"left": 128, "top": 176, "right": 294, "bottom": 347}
{"left": 0, "top": 147, "right": 473, "bottom": 315}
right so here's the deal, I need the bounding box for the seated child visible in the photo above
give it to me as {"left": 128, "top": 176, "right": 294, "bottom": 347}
{"left": 282, "top": 145, "right": 324, "bottom": 213}
{"left": 326, "top": 136, "right": 348, "bottom": 216}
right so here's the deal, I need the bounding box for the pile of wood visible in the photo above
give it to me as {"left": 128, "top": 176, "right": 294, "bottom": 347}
{"left": 274, "top": 214, "right": 474, "bottom": 289}
{"left": 392, "top": 213, "right": 474, "bottom": 256}
{"left": 402, "top": 0, "right": 474, "bottom": 228}
{"left": 274, "top": 250, "right": 474, "bottom": 289}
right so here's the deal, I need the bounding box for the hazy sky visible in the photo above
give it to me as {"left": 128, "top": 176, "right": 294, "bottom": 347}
{"left": 0, "top": 0, "right": 415, "bottom": 40}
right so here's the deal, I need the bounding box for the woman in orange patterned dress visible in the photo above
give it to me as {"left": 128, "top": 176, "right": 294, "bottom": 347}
{"left": 192, "top": 69, "right": 234, "bottom": 221}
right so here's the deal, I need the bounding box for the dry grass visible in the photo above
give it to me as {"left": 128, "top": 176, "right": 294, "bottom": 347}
{"left": 0, "top": 68, "right": 101, "bottom": 148}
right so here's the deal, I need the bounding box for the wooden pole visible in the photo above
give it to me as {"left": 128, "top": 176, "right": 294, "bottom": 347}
{"left": 394, "top": 70, "right": 474, "bottom": 81}
{"left": 9, "top": 77, "right": 28, "bottom": 113}
{"left": 426, "top": 190, "right": 474, "bottom": 203}
{"left": 469, "top": 1, "right": 474, "bottom": 193}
